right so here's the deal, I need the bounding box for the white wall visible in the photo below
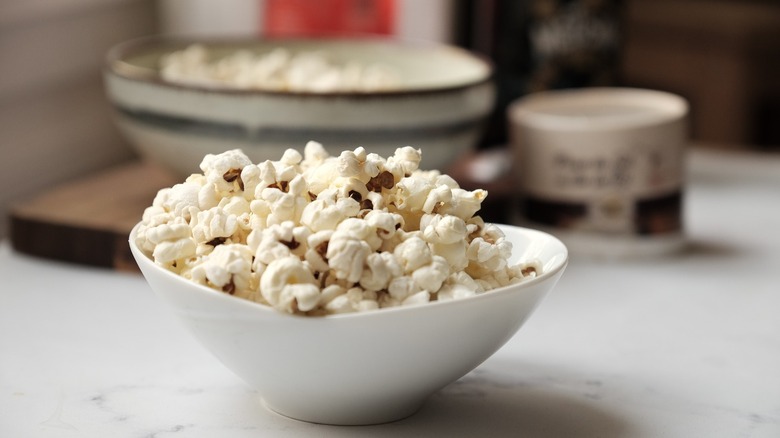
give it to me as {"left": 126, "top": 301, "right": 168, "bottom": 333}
{"left": 0, "top": 0, "right": 158, "bottom": 238}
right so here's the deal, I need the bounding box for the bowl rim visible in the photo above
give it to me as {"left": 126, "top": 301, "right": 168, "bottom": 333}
{"left": 507, "top": 87, "right": 689, "bottom": 132}
{"left": 105, "top": 34, "right": 495, "bottom": 99}
{"left": 129, "top": 221, "right": 568, "bottom": 321}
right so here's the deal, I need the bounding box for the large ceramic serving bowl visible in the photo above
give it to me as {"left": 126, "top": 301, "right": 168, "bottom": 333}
{"left": 129, "top": 223, "right": 567, "bottom": 425}
{"left": 105, "top": 36, "right": 495, "bottom": 177}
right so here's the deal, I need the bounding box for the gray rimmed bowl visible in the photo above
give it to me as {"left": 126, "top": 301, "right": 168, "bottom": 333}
{"left": 104, "top": 35, "right": 495, "bottom": 176}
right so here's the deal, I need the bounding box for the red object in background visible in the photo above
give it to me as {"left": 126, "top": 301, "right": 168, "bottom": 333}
{"left": 263, "top": 0, "right": 396, "bottom": 37}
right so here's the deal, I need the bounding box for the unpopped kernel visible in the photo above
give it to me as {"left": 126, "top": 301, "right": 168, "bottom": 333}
{"left": 135, "top": 143, "right": 542, "bottom": 316}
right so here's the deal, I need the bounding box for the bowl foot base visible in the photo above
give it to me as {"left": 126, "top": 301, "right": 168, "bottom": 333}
{"left": 261, "top": 397, "right": 426, "bottom": 426}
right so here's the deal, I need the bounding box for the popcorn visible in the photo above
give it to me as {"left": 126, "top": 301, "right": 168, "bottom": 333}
{"left": 134, "top": 145, "right": 542, "bottom": 316}
{"left": 304, "top": 230, "right": 333, "bottom": 273}
{"left": 139, "top": 218, "right": 197, "bottom": 264}
{"left": 160, "top": 45, "right": 401, "bottom": 93}
{"left": 420, "top": 214, "right": 467, "bottom": 244}
{"left": 200, "top": 149, "right": 252, "bottom": 194}
{"left": 319, "top": 287, "right": 384, "bottom": 314}
{"left": 191, "top": 207, "right": 240, "bottom": 246}
{"left": 385, "top": 146, "right": 422, "bottom": 178}
{"left": 190, "top": 244, "right": 255, "bottom": 299}
{"left": 153, "top": 182, "right": 201, "bottom": 221}
{"left": 388, "top": 276, "right": 420, "bottom": 302}
{"left": 300, "top": 195, "right": 360, "bottom": 232}
{"left": 412, "top": 255, "right": 450, "bottom": 292}
{"left": 248, "top": 221, "right": 309, "bottom": 267}
{"left": 360, "top": 251, "right": 402, "bottom": 292}
{"left": 260, "top": 256, "right": 319, "bottom": 313}
{"left": 393, "top": 235, "right": 432, "bottom": 273}
{"left": 327, "top": 219, "right": 374, "bottom": 283}
{"left": 402, "top": 290, "right": 431, "bottom": 306}
{"left": 152, "top": 237, "right": 197, "bottom": 265}
{"left": 439, "top": 188, "right": 488, "bottom": 220}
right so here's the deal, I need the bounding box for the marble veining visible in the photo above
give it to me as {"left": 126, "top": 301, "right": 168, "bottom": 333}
{"left": 2, "top": 150, "right": 780, "bottom": 437}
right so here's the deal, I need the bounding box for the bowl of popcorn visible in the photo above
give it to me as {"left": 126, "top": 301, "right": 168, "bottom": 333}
{"left": 129, "top": 143, "right": 567, "bottom": 425}
{"left": 105, "top": 36, "right": 495, "bottom": 177}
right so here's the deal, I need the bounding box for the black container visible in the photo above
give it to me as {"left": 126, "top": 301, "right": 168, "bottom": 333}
{"left": 454, "top": 0, "right": 624, "bottom": 148}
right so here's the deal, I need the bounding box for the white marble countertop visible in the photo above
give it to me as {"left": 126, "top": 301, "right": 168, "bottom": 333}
{"left": 2, "top": 149, "right": 779, "bottom": 437}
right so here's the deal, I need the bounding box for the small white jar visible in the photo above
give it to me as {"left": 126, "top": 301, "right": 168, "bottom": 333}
{"left": 508, "top": 87, "right": 689, "bottom": 259}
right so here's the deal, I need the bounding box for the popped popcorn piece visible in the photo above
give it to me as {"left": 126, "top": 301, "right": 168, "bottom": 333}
{"left": 393, "top": 176, "right": 431, "bottom": 212}
{"left": 420, "top": 214, "right": 467, "bottom": 244}
{"left": 238, "top": 164, "right": 263, "bottom": 201}
{"left": 300, "top": 193, "right": 360, "bottom": 232}
{"left": 319, "top": 284, "right": 346, "bottom": 306}
{"left": 364, "top": 210, "right": 403, "bottom": 240}
{"left": 260, "top": 256, "right": 319, "bottom": 313}
{"left": 257, "top": 175, "right": 309, "bottom": 226}
{"left": 388, "top": 276, "right": 420, "bottom": 302}
{"left": 249, "top": 221, "right": 310, "bottom": 267}
{"left": 412, "top": 255, "right": 450, "bottom": 292}
{"left": 360, "top": 251, "right": 402, "bottom": 292}
{"left": 324, "top": 287, "right": 376, "bottom": 314}
{"left": 436, "top": 271, "right": 482, "bottom": 302}
{"left": 138, "top": 218, "right": 197, "bottom": 264}
{"left": 302, "top": 140, "right": 329, "bottom": 166}
{"left": 511, "top": 260, "right": 544, "bottom": 282}
{"left": 465, "top": 223, "right": 514, "bottom": 278}
{"left": 423, "top": 184, "right": 452, "bottom": 214}
{"left": 437, "top": 284, "right": 476, "bottom": 302}
{"left": 153, "top": 237, "right": 197, "bottom": 265}
{"left": 219, "top": 196, "right": 252, "bottom": 231}
{"left": 385, "top": 146, "right": 422, "bottom": 179}
{"left": 153, "top": 182, "right": 201, "bottom": 220}
{"left": 304, "top": 230, "right": 333, "bottom": 273}
{"left": 438, "top": 188, "right": 488, "bottom": 220}
{"left": 337, "top": 147, "right": 382, "bottom": 182}
{"left": 191, "top": 207, "right": 240, "bottom": 246}
{"left": 393, "top": 235, "right": 432, "bottom": 273}
{"left": 190, "top": 243, "right": 255, "bottom": 299}
{"left": 200, "top": 149, "right": 252, "bottom": 194}
{"left": 303, "top": 159, "right": 341, "bottom": 196}
{"left": 402, "top": 290, "right": 431, "bottom": 307}
{"left": 135, "top": 144, "right": 542, "bottom": 316}
{"left": 327, "top": 219, "right": 375, "bottom": 283}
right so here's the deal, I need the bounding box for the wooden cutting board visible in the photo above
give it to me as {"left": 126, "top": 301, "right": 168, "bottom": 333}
{"left": 10, "top": 161, "right": 180, "bottom": 271}
{"left": 8, "top": 153, "right": 515, "bottom": 271}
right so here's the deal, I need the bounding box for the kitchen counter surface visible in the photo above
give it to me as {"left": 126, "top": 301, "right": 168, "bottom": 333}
{"left": 2, "top": 149, "right": 779, "bottom": 437}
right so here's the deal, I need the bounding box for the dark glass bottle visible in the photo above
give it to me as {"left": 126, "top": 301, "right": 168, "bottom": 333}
{"left": 454, "top": 0, "right": 624, "bottom": 148}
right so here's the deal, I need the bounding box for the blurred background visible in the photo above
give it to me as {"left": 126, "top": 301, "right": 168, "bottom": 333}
{"left": 1, "top": 0, "right": 779, "bottom": 240}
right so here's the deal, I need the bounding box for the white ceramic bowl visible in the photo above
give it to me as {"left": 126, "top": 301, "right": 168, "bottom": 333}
{"left": 129, "top": 223, "right": 567, "bottom": 425}
{"left": 105, "top": 36, "right": 495, "bottom": 177}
